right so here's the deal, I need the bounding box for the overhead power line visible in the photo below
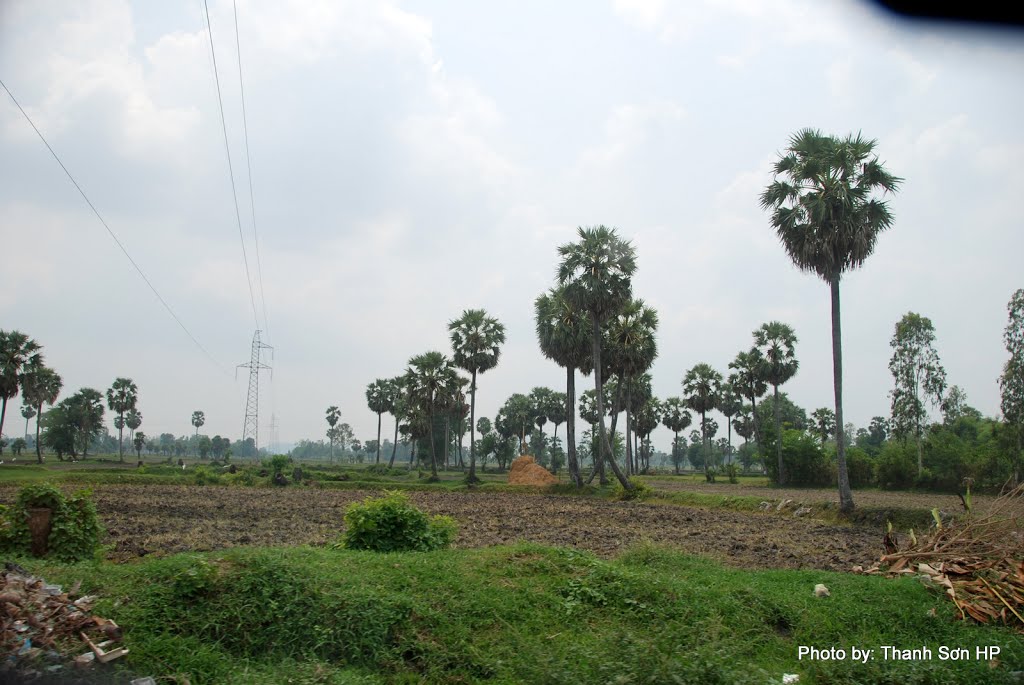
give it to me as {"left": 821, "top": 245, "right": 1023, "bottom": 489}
{"left": 202, "top": 0, "right": 260, "bottom": 330}
{"left": 0, "top": 77, "right": 231, "bottom": 378}
{"left": 233, "top": 0, "right": 270, "bottom": 342}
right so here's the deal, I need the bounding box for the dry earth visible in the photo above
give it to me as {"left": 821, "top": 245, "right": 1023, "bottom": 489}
{"left": 0, "top": 484, "right": 883, "bottom": 572}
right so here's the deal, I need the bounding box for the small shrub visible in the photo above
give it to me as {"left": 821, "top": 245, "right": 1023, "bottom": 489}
{"left": 335, "top": 490, "right": 456, "bottom": 552}
{"left": 0, "top": 484, "right": 103, "bottom": 562}
{"left": 615, "top": 479, "right": 653, "bottom": 501}
{"left": 724, "top": 463, "right": 740, "bottom": 484}
{"left": 192, "top": 465, "right": 223, "bottom": 486}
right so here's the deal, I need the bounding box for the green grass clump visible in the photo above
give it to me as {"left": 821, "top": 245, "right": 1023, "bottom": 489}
{"left": 335, "top": 490, "right": 457, "bottom": 552}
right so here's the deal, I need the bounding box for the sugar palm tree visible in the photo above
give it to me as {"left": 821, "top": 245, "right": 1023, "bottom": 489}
{"left": 191, "top": 410, "right": 205, "bottom": 456}
{"left": 718, "top": 383, "right": 743, "bottom": 464}
{"left": 326, "top": 405, "right": 341, "bottom": 462}
{"left": 125, "top": 408, "right": 142, "bottom": 446}
{"left": 661, "top": 396, "right": 692, "bottom": 474}
{"left": 387, "top": 377, "right": 406, "bottom": 468}
{"left": 405, "top": 351, "right": 461, "bottom": 481}
{"left": 449, "top": 309, "right": 506, "bottom": 484}
{"left": 106, "top": 378, "right": 139, "bottom": 462}
{"left": 606, "top": 299, "right": 658, "bottom": 476}
{"left": 754, "top": 321, "right": 799, "bottom": 486}
{"left": 811, "top": 407, "right": 836, "bottom": 446}
{"left": 557, "top": 225, "right": 636, "bottom": 491}
{"left": 728, "top": 349, "right": 768, "bottom": 457}
{"left": 682, "top": 363, "right": 722, "bottom": 480}
{"left": 21, "top": 361, "right": 61, "bottom": 463}
{"left": 0, "top": 330, "right": 41, "bottom": 444}
{"left": 535, "top": 285, "right": 592, "bottom": 487}
{"left": 761, "top": 128, "right": 901, "bottom": 513}
{"left": 366, "top": 378, "right": 394, "bottom": 464}
{"left": 21, "top": 404, "right": 36, "bottom": 441}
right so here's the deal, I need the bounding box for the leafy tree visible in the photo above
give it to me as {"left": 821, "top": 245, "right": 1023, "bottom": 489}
{"left": 125, "top": 408, "right": 142, "bottom": 447}
{"left": 449, "top": 308, "right": 506, "bottom": 484}
{"left": 11, "top": 437, "right": 26, "bottom": 456}
{"left": 476, "top": 416, "right": 491, "bottom": 436}
{"left": 682, "top": 363, "right": 722, "bottom": 480}
{"left": 366, "top": 379, "right": 394, "bottom": 465}
{"left": 999, "top": 289, "right": 1024, "bottom": 484}
{"left": 888, "top": 312, "right": 946, "bottom": 476}
{"left": 20, "top": 361, "right": 61, "bottom": 464}
{"left": 528, "top": 387, "right": 558, "bottom": 465}
{"left": 535, "top": 285, "right": 592, "bottom": 486}
{"left": 660, "top": 397, "right": 692, "bottom": 474}
{"left": 754, "top": 321, "right": 799, "bottom": 485}
{"left": 44, "top": 389, "right": 104, "bottom": 459}
{"left": 498, "top": 393, "right": 535, "bottom": 455}
{"left": 728, "top": 349, "right": 768, "bottom": 459}
{"left": 811, "top": 407, "right": 836, "bottom": 446}
{"left": 633, "top": 397, "right": 661, "bottom": 473}
{"left": 191, "top": 410, "right": 206, "bottom": 452}
{"left": 605, "top": 299, "right": 658, "bottom": 476}
{"left": 404, "top": 351, "right": 462, "bottom": 480}
{"left": 854, "top": 416, "right": 889, "bottom": 457}
{"left": 761, "top": 128, "right": 901, "bottom": 513}
{"left": 105, "top": 378, "right": 138, "bottom": 462}
{"left": 940, "top": 385, "right": 980, "bottom": 425}
{"left": 20, "top": 404, "right": 36, "bottom": 441}
{"left": 557, "top": 225, "right": 636, "bottom": 491}
{"left": 133, "top": 431, "right": 147, "bottom": 459}
{"left": 0, "top": 330, "right": 41, "bottom": 446}
{"left": 197, "top": 435, "right": 212, "bottom": 459}
{"left": 386, "top": 377, "right": 406, "bottom": 467}
{"left": 326, "top": 405, "right": 341, "bottom": 462}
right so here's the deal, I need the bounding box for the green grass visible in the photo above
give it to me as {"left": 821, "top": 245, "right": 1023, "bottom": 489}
{"left": 19, "top": 543, "right": 1023, "bottom": 684}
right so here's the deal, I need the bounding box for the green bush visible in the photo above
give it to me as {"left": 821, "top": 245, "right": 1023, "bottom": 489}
{"left": 877, "top": 441, "right": 917, "bottom": 490}
{"left": 0, "top": 483, "right": 103, "bottom": 562}
{"left": 724, "top": 463, "right": 740, "bottom": 484}
{"left": 615, "top": 479, "right": 653, "bottom": 501}
{"left": 843, "top": 446, "right": 876, "bottom": 488}
{"left": 335, "top": 490, "right": 457, "bottom": 552}
{"left": 192, "top": 465, "right": 223, "bottom": 486}
{"left": 765, "top": 430, "right": 831, "bottom": 486}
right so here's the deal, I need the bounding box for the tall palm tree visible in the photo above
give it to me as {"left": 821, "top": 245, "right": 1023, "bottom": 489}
{"left": 606, "top": 299, "right": 658, "bottom": 476}
{"left": 0, "top": 330, "right": 41, "bottom": 444}
{"left": 761, "top": 128, "right": 901, "bottom": 513}
{"left": 366, "top": 379, "right": 394, "bottom": 464}
{"left": 106, "top": 378, "right": 139, "bottom": 462}
{"left": 448, "top": 309, "right": 506, "bottom": 484}
{"left": 21, "top": 361, "right": 61, "bottom": 463}
{"left": 728, "top": 349, "right": 768, "bottom": 458}
{"left": 535, "top": 285, "right": 592, "bottom": 487}
{"left": 661, "top": 397, "right": 692, "bottom": 474}
{"left": 557, "top": 225, "right": 636, "bottom": 491}
{"left": 682, "top": 363, "right": 722, "bottom": 481}
{"left": 191, "top": 410, "right": 205, "bottom": 456}
{"left": 326, "top": 405, "right": 341, "bottom": 462}
{"left": 21, "top": 404, "right": 36, "bottom": 441}
{"left": 387, "top": 377, "right": 406, "bottom": 468}
{"left": 718, "top": 383, "right": 743, "bottom": 464}
{"left": 125, "top": 408, "right": 142, "bottom": 446}
{"left": 753, "top": 321, "right": 799, "bottom": 486}
{"left": 405, "top": 351, "right": 461, "bottom": 481}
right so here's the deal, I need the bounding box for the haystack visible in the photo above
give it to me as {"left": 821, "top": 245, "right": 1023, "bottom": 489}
{"left": 508, "top": 455, "right": 557, "bottom": 486}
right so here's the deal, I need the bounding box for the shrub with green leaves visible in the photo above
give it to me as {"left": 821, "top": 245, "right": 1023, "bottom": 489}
{"left": 615, "top": 478, "right": 653, "bottom": 501}
{"left": 335, "top": 490, "right": 456, "bottom": 552}
{"left": 0, "top": 483, "right": 103, "bottom": 562}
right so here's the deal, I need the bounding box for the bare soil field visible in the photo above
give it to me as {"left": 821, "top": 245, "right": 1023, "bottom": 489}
{"left": 0, "top": 484, "right": 884, "bottom": 572}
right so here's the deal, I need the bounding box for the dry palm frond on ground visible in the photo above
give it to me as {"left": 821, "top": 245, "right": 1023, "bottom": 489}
{"left": 856, "top": 483, "right": 1024, "bottom": 632}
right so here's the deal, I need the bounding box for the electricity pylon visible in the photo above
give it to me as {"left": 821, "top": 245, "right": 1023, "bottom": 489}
{"left": 238, "top": 329, "right": 272, "bottom": 456}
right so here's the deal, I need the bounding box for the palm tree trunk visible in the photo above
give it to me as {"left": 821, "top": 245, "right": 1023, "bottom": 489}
{"left": 0, "top": 398, "right": 8, "bottom": 447}
{"left": 468, "top": 369, "right": 479, "bottom": 483}
{"left": 376, "top": 413, "right": 382, "bottom": 464}
{"left": 673, "top": 430, "right": 680, "bottom": 474}
{"left": 624, "top": 377, "right": 633, "bottom": 476}
{"left": 428, "top": 405, "right": 439, "bottom": 479}
{"left": 35, "top": 405, "right": 43, "bottom": 464}
{"left": 566, "top": 366, "right": 580, "bottom": 487}
{"left": 24, "top": 416, "right": 30, "bottom": 441}
{"left": 831, "top": 277, "right": 854, "bottom": 514}
{"left": 701, "top": 410, "right": 709, "bottom": 480}
{"left": 750, "top": 394, "right": 763, "bottom": 458}
{"left": 389, "top": 417, "right": 399, "bottom": 468}
{"left": 444, "top": 416, "right": 451, "bottom": 470}
{"left": 590, "top": 313, "right": 630, "bottom": 490}
{"left": 726, "top": 419, "right": 733, "bottom": 465}
{"left": 774, "top": 385, "right": 785, "bottom": 485}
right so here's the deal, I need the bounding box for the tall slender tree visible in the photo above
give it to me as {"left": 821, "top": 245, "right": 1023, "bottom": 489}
{"left": 326, "top": 405, "right": 341, "bottom": 462}
{"left": 21, "top": 362, "right": 61, "bottom": 463}
{"left": 557, "top": 225, "right": 636, "bottom": 491}
{"left": 888, "top": 312, "right": 946, "bottom": 475}
{"left": 606, "top": 299, "right": 658, "bottom": 476}
{"left": 106, "top": 378, "right": 138, "bottom": 462}
{"left": 535, "top": 285, "right": 592, "bottom": 487}
{"left": 754, "top": 322, "right": 799, "bottom": 485}
{"left": 0, "top": 330, "right": 41, "bottom": 444}
{"left": 125, "top": 408, "right": 142, "bottom": 446}
{"left": 761, "top": 129, "right": 900, "bottom": 513}
{"left": 718, "top": 382, "right": 743, "bottom": 464}
{"left": 191, "top": 410, "right": 205, "bottom": 457}
{"left": 728, "top": 349, "right": 768, "bottom": 458}
{"left": 366, "top": 379, "right": 394, "bottom": 465}
{"left": 810, "top": 408, "right": 836, "bottom": 446}
{"left": 404, "top": 351, "right": 461, "bottom": 481}
{"left": 682, "top": 363, "right": 722, "bottom": 480}
{"left": 21, "top": 404, "right": 36, "bottom": 441}
{"left": 999, "top": 289, "right": 1024, "bottom": 484}
{"left": 661, "top": 397, "right": 692, "bottom": 474}
{"left": 449, "top": 309, "right": 506, "bottom": 484}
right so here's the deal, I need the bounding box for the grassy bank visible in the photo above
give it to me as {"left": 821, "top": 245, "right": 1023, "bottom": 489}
{"left": 19, "top": 543, "right": 1024, "bottom": 684}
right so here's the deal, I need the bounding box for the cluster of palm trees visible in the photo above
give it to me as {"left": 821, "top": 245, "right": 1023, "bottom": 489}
{"left": 0, "top": 330, "right": 61, "bottom": 463}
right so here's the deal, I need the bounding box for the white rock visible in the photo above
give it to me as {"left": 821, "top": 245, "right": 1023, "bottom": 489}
{"left": 814, "top": 584, "right": 830, "bottom": 598}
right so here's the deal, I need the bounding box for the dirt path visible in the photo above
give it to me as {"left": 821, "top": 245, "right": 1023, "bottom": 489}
{"left": 0, "top": 485, "right": 883, "bottom": 572}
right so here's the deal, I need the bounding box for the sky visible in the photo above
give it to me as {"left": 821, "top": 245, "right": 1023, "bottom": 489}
{"left": 1, "top": 0, "right": 1022, "bottom": 454}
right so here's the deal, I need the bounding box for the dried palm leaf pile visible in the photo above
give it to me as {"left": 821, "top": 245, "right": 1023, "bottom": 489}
{"left": 855, "top": 484, "right": 1024, "bottom": 633}
{"left": 508, "top": 455, "right": 558, "bottom": 486}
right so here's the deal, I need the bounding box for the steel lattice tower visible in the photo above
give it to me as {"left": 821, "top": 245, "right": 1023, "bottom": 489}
{"left": 238, "top": 329, "right": 272, "bottom": 455}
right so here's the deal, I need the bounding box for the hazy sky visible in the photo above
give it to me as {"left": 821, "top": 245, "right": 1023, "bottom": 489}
{"left": 2, "top": 0, "right": 1022, "bottom": 453}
